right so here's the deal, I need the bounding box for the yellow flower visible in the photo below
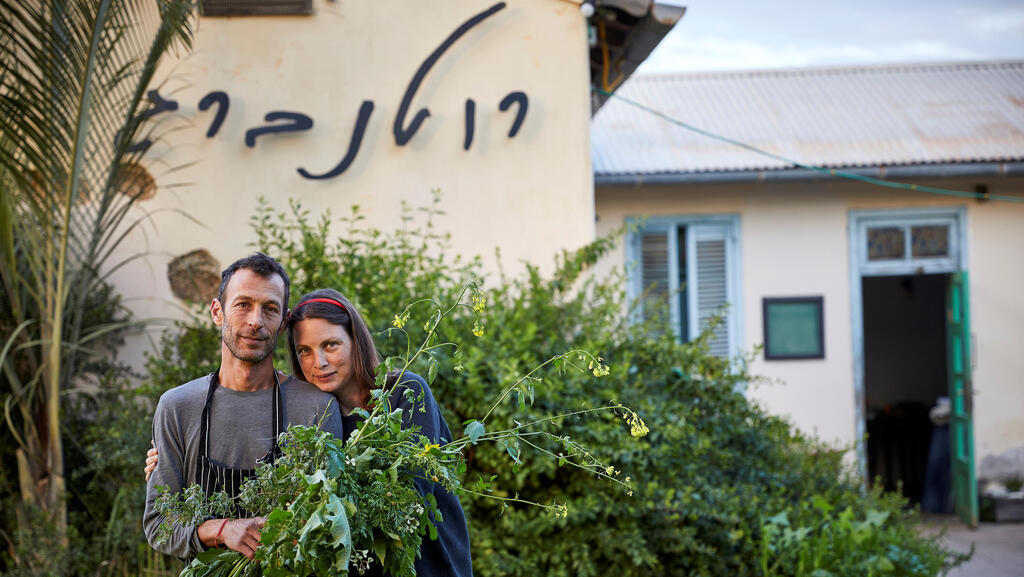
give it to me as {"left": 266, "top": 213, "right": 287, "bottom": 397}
{"left": 624, "top": 410, "right": 649, "bottom": 438}
{"left": 471, "top": 292, "right": 487, "bottom": 313}
{"left": 472, "top": 320, "right": 485, "bottom": 337}
{"left": 418, "top": 443, "right": 441, "bottom": 456}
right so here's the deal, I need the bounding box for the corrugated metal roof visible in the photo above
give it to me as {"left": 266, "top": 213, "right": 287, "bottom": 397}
{"left": 591, "top": 61, "right": 1024, "bottom": 176}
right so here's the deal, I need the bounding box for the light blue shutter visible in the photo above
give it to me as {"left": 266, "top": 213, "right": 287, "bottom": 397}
{"left": 689, "top": 224, "right": 731, "bottom": 357}
{"left": 640, "top": 231, "right": 671, "bottom": 327}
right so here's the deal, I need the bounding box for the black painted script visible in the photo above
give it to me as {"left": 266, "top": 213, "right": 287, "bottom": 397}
{"left": 125, "top": 2, "right": 529, "bottom": 180}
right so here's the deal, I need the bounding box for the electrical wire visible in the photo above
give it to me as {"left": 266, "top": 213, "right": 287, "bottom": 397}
{"left": 598, "top": 88, "right": 1024, "bottom": 203}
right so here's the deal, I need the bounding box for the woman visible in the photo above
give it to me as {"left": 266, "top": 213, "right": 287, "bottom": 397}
{"left": 147, "top": 288, "right": 473, "bottom": 577}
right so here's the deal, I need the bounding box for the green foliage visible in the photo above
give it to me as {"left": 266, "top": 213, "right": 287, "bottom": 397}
{"left": 0, "top": 0, "right": 197, "bottom": 545}
{"left": 155, "top": 281, "right": 640, "bottom": 577}
{"left": 1, "top": 356, "right": 180, "bottom": 576}
{"left": 758, "top": 492, "right": 964, "bottom": 577}
{"left": 143, "top": 197, "right": 961, "bottom": 577}
{"left": 1, "top": 273, "right": 179, "bottom": 576}
{"left": 156, "top": 422, "right": 433, "bottom": 577}
{"left": 1005, "top": 477, "right": 1023, "bottom": 493}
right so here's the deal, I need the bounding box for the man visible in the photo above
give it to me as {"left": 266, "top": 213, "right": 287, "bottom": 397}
{"left": 144, "top": 252, "right": 343, "bottom": 559}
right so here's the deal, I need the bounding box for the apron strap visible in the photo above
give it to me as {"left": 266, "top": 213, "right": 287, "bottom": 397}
{"left": 272, "top": 370, "right": 283, "bottom": 438}
{"left": 198, "top": 369, "right": 285, "bottom": 465}
{"left": 198, "top": 371, "right": 219, "bottom": 461}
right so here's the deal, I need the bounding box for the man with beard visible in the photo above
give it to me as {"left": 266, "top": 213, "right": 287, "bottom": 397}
{"left": 144, "top": 252, "right": 343, "bottom": 560}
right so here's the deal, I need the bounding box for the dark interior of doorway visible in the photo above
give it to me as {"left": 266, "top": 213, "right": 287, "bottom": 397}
{"left": 863, "top": 273, "right": 949, "bottom": 508}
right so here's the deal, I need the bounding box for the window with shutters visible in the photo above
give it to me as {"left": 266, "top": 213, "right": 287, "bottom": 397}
{"left": 627, "top": 215, "right": 741, "bottom": 358}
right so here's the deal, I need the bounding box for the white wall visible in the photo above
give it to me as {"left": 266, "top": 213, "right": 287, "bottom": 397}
{"left": 968, "top": 184, "right": 1024, "bottom": 462}
{"left": 111, "top": 0, "right": 595, "bottom": 363}
{"left": 595, "top": 177, "right": 1024, "bottom": 467}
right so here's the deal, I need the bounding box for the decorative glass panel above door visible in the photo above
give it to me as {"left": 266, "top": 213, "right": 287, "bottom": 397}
{"left": 856, "top": 211, "right": 960, "bottom": 276}
{"left": 911, "top": 225, "right": 950, "bottom": 258}
{"left": 867, "top": 227, "right": 905, "bottom": 261}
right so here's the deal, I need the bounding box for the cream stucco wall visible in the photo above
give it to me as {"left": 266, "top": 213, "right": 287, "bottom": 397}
{"left": 595, "top": 178, "right": 1024, "bottom": 467}
{"left": 111, "top": 0, "right": 594, "bottom": 344}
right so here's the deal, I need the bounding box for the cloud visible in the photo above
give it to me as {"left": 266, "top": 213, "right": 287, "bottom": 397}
{"left": 640, "top": 34, "right": 986, "bottom": 74}
{"left": 964, "top": 9, "right": 1024, "bottom": 36}
{"left": 895, "top": 41, "right": 981, "bottom": 61}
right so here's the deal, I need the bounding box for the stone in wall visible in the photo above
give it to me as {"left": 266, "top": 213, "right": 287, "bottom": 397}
{"left": 117, "top": 162, "right": 157, "bottom": 201}
{"left": 168, "top": 249, "right": 220, "bottom": 302}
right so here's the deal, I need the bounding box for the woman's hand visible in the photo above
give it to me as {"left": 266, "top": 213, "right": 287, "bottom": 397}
{"left": 145, "top": 440, "right": 159, "bottom": 481}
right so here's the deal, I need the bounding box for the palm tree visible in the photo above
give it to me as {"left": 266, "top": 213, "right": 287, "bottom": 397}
{"left": 0, "top": 0, "right": 196, "bottom": 544}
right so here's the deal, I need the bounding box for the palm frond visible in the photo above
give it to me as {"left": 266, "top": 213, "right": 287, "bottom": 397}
{"left": 0, "top": 0, "right": 198, "bottom": 531}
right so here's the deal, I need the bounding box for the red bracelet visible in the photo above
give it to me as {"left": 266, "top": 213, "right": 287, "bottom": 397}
{"left": 215, "top": 519, "right": 230, "bottom": 547}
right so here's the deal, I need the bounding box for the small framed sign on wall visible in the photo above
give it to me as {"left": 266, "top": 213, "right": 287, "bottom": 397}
{"left": 763, "top": 297, "right": 825, "bottom": 360}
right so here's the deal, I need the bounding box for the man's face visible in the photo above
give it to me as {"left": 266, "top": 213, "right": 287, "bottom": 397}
{"left": 211, "top": 268, "right": 287, "bottom": 364}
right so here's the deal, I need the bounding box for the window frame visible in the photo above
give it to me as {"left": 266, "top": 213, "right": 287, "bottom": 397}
{"left": 625, "top": 213, "right": 743, "bottom": 356}
{"left": 762, "top": 296, "right": 825, "bottom": 360}
{"left": 854, "top": 209, "right": 962, "bottom": 276}
{"left": 201, "top": 0, "right": 313, "bottom": 17}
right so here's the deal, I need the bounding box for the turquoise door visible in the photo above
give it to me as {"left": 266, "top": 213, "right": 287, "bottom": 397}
{"left": 946, "top": 272, "right": 977, "bottom": 526}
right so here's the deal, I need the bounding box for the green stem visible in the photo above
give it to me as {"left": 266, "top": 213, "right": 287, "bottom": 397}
{"left": 351, "top": 286, "right": 472, "bottom": 447}
{"left": 459, "top": 488, "right": 553, "bottom": 510}
{"left": 226, "top": 555, "right": 250, "bottom": 577}
{"left": 465, "top": 405, "right": 628, "bottom": 442}
{"left": 513, "top": 433, "right": 629, "bottom": 488}
{"left": 479, "top": 350, "right": 593, "bottom": 424}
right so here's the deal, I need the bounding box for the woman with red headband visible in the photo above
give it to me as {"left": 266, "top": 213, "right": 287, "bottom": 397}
{"left": 147, "top": 288, "right": 473, "bottom": 577}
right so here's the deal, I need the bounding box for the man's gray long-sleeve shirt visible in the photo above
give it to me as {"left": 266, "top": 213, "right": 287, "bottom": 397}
{"left": 143, "top": 373, "right": 343, "bottom": 558}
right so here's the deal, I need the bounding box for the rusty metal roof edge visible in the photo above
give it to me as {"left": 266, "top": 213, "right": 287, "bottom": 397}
{"left": 594, "top": 162, "right": 1024, "bottom": 187}
{"left": 626, "top": 59, "right": 1024, "bottom": 82}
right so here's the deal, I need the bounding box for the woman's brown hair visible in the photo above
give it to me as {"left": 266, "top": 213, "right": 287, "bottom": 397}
{"left": 287, "top": 289, "right": 382, "bottom": 405}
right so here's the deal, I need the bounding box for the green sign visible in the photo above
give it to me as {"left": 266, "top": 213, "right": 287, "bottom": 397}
{"left": 763, "top": 297, "right": 824, "bottom": 360}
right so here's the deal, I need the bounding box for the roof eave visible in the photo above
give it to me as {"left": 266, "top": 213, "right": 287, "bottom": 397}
{"left": 589, "top": 2, "right": 686, "bottom": 115}
{"left": 594, "top": 162, "right": 1024, "bottom": 187}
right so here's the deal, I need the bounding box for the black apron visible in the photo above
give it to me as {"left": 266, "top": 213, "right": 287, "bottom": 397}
{"left": 196, "top": 369, "right": 285, "bottom": 516}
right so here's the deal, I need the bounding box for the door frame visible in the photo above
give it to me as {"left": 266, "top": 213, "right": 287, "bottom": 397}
{"left": 848, "top": 206, "right": 969, "bottom": 479}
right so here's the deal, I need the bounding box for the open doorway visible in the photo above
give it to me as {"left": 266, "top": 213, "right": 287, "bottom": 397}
{"left": 851, "top": 208, "right": 975, "bottom": 523}
{"left": 863, "top": 273, "right": 949, "bottom": 507}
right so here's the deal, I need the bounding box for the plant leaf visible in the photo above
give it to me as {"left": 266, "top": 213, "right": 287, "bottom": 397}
{"left": 464, "top": 420, "right": 485, "bottom": 444}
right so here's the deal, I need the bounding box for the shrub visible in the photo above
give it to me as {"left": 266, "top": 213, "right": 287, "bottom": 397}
{"left": 1, "top": 281, "right": 179, "bottom": 576}
{"left": 142, "top": 196, "right": 960, "bottom": 577}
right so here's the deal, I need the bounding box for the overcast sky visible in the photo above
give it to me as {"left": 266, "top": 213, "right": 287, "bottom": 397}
{"left": 639, "top": 0, "right": 1024, "bottom": 73}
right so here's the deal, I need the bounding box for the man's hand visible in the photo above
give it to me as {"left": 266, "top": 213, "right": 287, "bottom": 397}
{"left": 198, "top": 517, "right": 267, "bottom": 560}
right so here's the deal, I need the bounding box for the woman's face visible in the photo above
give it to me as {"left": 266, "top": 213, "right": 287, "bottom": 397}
{"left": 293, "top": 317, "right": 355, "bottom": 400}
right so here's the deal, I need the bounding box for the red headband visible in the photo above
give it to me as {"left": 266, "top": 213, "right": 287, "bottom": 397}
{"left": 293, "top": 297, "right": 347, "bottom": 312}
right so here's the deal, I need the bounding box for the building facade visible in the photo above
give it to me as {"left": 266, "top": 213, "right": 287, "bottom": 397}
{"left": 114, "top": 0, "right": 600, "bottom": 319}
{"left": 592, "top": 61, "right": 1024, "bottom": 523}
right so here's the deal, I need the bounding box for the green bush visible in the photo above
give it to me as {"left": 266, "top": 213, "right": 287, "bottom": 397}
{"left": 758, "top": 493, "right": 952, "bottom": 577}
{"left": 141, "top": 196, "right": 960, "bottom": 577}
{"left": 1, "top": 279, "right": 179, "bottom": 576}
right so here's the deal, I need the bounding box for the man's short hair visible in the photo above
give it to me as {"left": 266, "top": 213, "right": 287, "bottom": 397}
{"left": 217, "top": 252, "right": 290, "bottom": 308}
